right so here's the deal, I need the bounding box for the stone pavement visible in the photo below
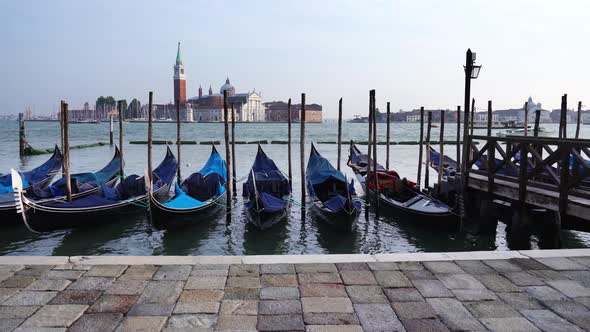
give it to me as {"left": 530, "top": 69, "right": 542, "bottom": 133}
{"left": 0, "top": 251, "right": 589, "bottom": 331}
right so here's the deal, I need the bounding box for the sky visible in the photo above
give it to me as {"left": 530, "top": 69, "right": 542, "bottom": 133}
{"left": 1, "top": 0, "right": 589, "bottom": 118}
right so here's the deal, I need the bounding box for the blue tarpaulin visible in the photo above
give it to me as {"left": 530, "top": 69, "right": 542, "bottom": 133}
{"left": 0, "top": 146, "right": 62, "bottom": 193}
{"left": 306, "top": 144, "right": 346, "bottom": 185}
{"left": 177, "top": 146, "right": 226, "bottom": 203}
{"left": 243, "top": 146, "right": 290, "bottom": 212}
{"left": 164, "top": 183, "right": 205, "bottom": 208}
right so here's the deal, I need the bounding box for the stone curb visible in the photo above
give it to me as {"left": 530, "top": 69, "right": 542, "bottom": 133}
{"left": 0, "top": 249, "right": 588, "bottom": 265}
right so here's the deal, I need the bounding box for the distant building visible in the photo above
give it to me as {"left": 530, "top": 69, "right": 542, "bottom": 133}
{"left": 263, "top": 101, "right": 322, "bottom": 123}
{"left": 494, "top": 97, "right": 551, "bottom": 123}
{"left": 173, "top": 42, "right": 186, "bottom": 105}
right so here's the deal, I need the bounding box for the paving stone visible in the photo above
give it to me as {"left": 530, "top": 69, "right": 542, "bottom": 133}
{"left": 228, "top": 264, "right": 259, "bottom": 277}
{"left": 571, "top": 257, "right": 590, "bottom": 268}
{"left": 509, "top": 258, "right": 549, "bottom": 270}
{"left": 0, "top": 266, "right": 24, "bottom": 272}
{"left": 397, "top": 262, "right": 424, "bottom": 271}
{"left": 295, "top": 263, "right": 337, "bottom": 273}
{"left": 178, "top": 289, "right": 223, "bottom": 303}
{"left": 575, "top": 296, "right": 590, "bottom": 309}
{"left": 0, "top": 305, "right": 40, "bottom": 319}
{"left": 127, "top": 303, "right": 175, "bottom": 316}
{"left": 0, "top": 272, "right": 14, "bottom": 284}
{"left": 16, "top": 266, "right": 54, "bottom": 277}
{"left": 303, "top": 313, "right": 360, "bottom": 325}
{"left": 117, "top": 265, "right": 158, "bottom": 280}
{"left": 25, "top": 279, "right": 71, "bottom": 291}
{"left": 87, "top": 295, "right": 137, "bottom": 313}
{"left": 259, "top": 299, "right": 302, "bottom": 315}
{"left": 455, "top": 260, "right": 494, "bottom": 274}
{"left": 480, "top": 317, "right": 541, "bottom": 332}
{"left": 104, "top": 280, "right": 148, "bottom": 295}
{"left": 383, "top": 288, "right": 425, "bottom": 302}
{"left": 298, "top": 273, "right": 342, "bottom": 284}
{"left": 260, "top": 264, "right": 294, "bottom": 274}
{"left": 41, "top": 270, "right": 85, "bottom": 280}
{"left": 21, "top": 304, "right": 88, "bottom": 328}
{"left": 367, "top": 262, "right": 399, "bottom": 271}
{"left": 219, "top": 300, "right": 258, "bottom": 315}
{"left": 464, "top": 300, "right": 521, "bottom": 318}
{"left": 437, "top": 273, "right": 485, "bottom": 289}
{"left": 354, "top": 303, "right": 404, "bottom": 331}
{"left": 524, "top": 286, "right": 569, "bottom": 302}
{"left": 403, "top": 269, "right": 436, "bottom": 280}
{"left": 13, "top": 327, "right": 67, "bottom": 332}
{"left": 546, "top": 279, "right": 590, "bottom": 298}
{"left": 0, "top": 275, "right": 36, "bottom": 288}
{"left": 137, "top": 281, "right": 184, "bottom": 305}
{"left": 67, "top": 277, "right": 114, "bottom": 291}
{"left": 84, "top": 265, "right": 127, "bottom": 278}
{"left": 261, "top": 274, "right": 297, "bottom": 287}
{"left": 189, "top": 269, "right": 228, "bottom": 277}
{"left": 4, "top": 291, "right": 57, "bottom": 306}
{"left": 483, "top": 259, "right": 522, "bottom": 272}
{"left": 302, "top": 298, "right": 353, "bottom": 313}
{"left": 0, "top": 288, "right": 21, "bottom": 304}
{"left": 192, "top": 264, "right": 229, "bottom": 271}
{"left": 174, "top": 301, "right": 219, "bottom": 314}
{"left": 222, "top": 288, "right": 259, "bottom": 300}
{"left": 373, "top": 271, "right": 412, "bottom": 288}
{"left": 474, "top": 273, "right": 522, "bottom": 292}
{"left": 423, "top": 261, "right": 464, "bottom": 274}
{"left": 401, "top": 318, "right": 450, "bottom": 332}
{"left": 521, "top": 309, "right": 585, "bottom": 332}
{"left": 451, "top": 288, "right": 498, "bottom": 301}
{"left": 427, "top": 298, "right": 485, "bottom": 331}
{"left": 336, "top": 263, "right": 368, "bottom": 271}
{"left": 528, "top": 269, "right": 569, "bottom": 281}
{"left": 257, "top": 314, "right": 304, "bottom": 331}
{"left": 299, "top": 284, "right": 346, "bottom": 297}
{"left": 153, "top": 265, "right": 192, "bottom": 281}
{"left": 411, "top": 279, "right": 453, "bottom": 298}
{"left": 502, "top": 271, "right": 545, "bottom": 286}
{"left": 68, "top": 312, "right": 123, "bottom": 332}
{"left": 535, "top": 257, "right": 588, "bottom": 271}
{"left": 216, "top": 314, "right": 257, "bottom": 331}
{"left": 345, "top": 285, "right": 388, "bottom": 304}
{"left": 185, "top": 276, "right": 226, "bottom": 289}
{"left": 306, "top": 325, "right": 363, "bottom": 332}
{"left": 340, "top": 270, "right": 377, "bottom": 285}
{"left": 542, "top": 300, "right": 590, "bottom": 330}
{"left": 561, "top": 270, "right": 590, "bottom": 288}
{"left": 165, "top": 314, "right": 217, "bottom": 329}
{"left": 115, "top": 316, "right": 167, "bottom": 332}
{"left": 392, "top": 301, "right": 437, "bottom": 320}
{"left": 49, "top": 290, "right": 102, "bottom": 305}
{"left": 0, "top": 318, "right": 24, "bottom": 331}
{"left": 260, "top": 287, "right": 300, "bottom": 300}
{"left": 226, "top": 277, "right": 260, "bottom": 289}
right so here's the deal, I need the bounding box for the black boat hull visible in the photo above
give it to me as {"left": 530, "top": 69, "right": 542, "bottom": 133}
{"left": 246, "top": 205, "right": 289, "bottom": 230}
{"left": 309, "top": 200, "right": 359, "bottom": 231}
{"left": 0, "top": 205, "right": 20, "bottom": 227}
{"left": 148, "top": 193, "right": 226, "bottom": 229}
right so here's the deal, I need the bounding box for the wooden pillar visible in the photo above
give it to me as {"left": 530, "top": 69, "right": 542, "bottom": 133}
{"left": 223, "top": 90, "right": 232, "bottom": 212}
{"left": 424, "top": 111, "right": 433, "bottom": 190}
{"left": 231, "top": 103, "right": 237, "bottom": 197}
{"left": 559, "top": 94, "right": 567, "bottom": 139}
{"left": 287, "top": 98, "right": 292, "bottom": 184}
{"left": 437, "top": 110, "right": 445, "bottom": 195}
{"left": 386, "top": 102, "right": 391, "bottom": 170}
{"left": 18, "top": 113, "right": 26, "bottom": 156}
{"left": 62, "top": 102, "right": 72, "bottom": 202}
{"left": 576, "top": 101, "right": 582, "bottom": 139}
{"left": 470, "top": 98, "right": 475, "bottom": 136}
{"left": 371, "top": 90, "right": 378, "bottom": 208}
{"left": 456, "top": 106, "right": 461, "bottom": 169}
{"left": 109, "top": 114, "right": 114, "bottom": 146}
{"left": 300, "top": 93, "right": 306, "bottom": 207}
{"left": 148, "top": 92, "right": 153, "bottom": 184}
{"left": 176, "top": 99, "right": 181, "bottom": 182}
{"left": 118, "top": 100, "right": 124, "bottom": 179}
{"left": 417, "top": 107, "right": 425, "bottom": 188}
{"left": 533, "top": 109, "right": 541, "bottom": 137}
{"left": 365, "top": 91, "right": 372, "bottom": 215}
{"left": 523, "top": 101, "right": 529, "bottom": 136}
{"left": 487, "top": 101, "right": 493, "bottom": 137}
{"left": 337, "top": 97, "right": 343, "bottom": 170}
{"left": 60, "top": 101, "right": 65, "bottom": 174}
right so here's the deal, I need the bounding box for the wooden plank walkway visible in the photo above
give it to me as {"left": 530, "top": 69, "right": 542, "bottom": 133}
{"left": 0, "top": 252, "right": 589, "bottom": 331}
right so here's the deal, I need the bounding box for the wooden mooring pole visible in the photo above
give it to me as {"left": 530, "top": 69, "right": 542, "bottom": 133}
{"left": 371, "top": 90, "right": 379, "bottom": 209}
{"left": 109, "top": 114, "right": 114, "bottom": 146}
{"left": 300, "top": 93, "right": 306, "bottom": 207}
{"left": 456, "top": 106, "right": 461, "bottom": 169}
{"left": 62, "top": 102, "right": 72, "bottom": 202}
{"left": 523, "top": 101, "right": 529, "bottom": 136}
{"left": 337, "top": 97, "right": 343, "bottom": 171}
{"left": 559, "top": 94, "right": 567, "bottom": 139}
{"left": 118, "top": 100, "right": 124, "bottom": 179}
{"left": 148, "top": 92, "right": 153, "bottom": 184}
{"left": 424, "top": 111, "right": 432, "bottom": 191}
{"left": 223, "top": 90, "right": 232, "bottom": 213}
{"left": 416, "top": 107, "right": 424, "bottom": 189}
{"left": 287, "top": 98, "right": 292, "bottom": 184}
{"left": 60, "top": 101, "right": 65, "bottom": 174}
{"left": 437, "top": 110, "right": 445, "bottom": 195}
{"left": 18, "top": 113, "right": 26, "bottom": 156}
{"left": 487, "top": 101, "right": 493, "bottom": 137}
{"left": 470, "top": 98, "right": 475, "bottom": 137}
{"left": 365, "top": 91, "right": 373, "bottom": 217}
{"left": 576, "top": 101, "right": 582, "bottom": 139}
{"left": 231, "top": 103, "right": 237, "bottom": 197}
{"left": 386, "top": 102, "right": 391, "bottom": 170}
{"left": 176, "top": 100, "right": 182, "bottom": 182}
{"left": 533, "top": 109, "right": 541, "bottom": 137}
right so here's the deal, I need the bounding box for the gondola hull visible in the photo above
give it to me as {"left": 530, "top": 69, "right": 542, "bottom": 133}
{"left": 308, "top": 199, "right": 359, "bottom": 231}
{"left": 245, "top": 200, "right": 289, "bottom": 230}
{"left": 148, "top": 193, "right": 225, "bottom": 229}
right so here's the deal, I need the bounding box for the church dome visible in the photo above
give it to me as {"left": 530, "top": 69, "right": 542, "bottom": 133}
{"left": 220, "top": 77, "right": 235, "bottom": 96}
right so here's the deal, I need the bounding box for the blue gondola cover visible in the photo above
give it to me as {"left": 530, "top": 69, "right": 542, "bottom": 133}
{"left": 243, "top": 146, "right": 290, "bottom": 213}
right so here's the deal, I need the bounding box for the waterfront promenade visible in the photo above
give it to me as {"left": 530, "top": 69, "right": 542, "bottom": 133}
{"left": 0, "top": 250, "right": 589, "bottom": 331}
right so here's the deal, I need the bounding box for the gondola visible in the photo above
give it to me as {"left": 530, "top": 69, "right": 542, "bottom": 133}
{"left": 429, "top": 147, "right": 459, "bottom": 178}
{"left": 349, "top": 143, "right": 456, "bottom": 227}
{"left": 148, "top": 145, "right": 226, "bottom": 229}
{"left": 0, "top": 146, "right": 63, "bottom": 225}
{"left": 307, "top": 143, "right": 360, "bottom": 230}
{"left": 243, "top": 145, "right": 291, "bottom": 229}
{"left": 12, "top": 147, "right": 178, "bottom": 232}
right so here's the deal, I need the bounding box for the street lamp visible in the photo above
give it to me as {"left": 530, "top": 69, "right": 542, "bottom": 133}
{"left": 461, "top": 49, "right": 481, "bottom": 176}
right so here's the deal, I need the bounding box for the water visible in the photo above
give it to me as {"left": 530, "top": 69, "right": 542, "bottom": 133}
{"left": 1, "top": 120, "right": 589, "bottom": 255}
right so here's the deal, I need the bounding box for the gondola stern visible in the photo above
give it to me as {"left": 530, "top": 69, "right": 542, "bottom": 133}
{"left": 10, "top": 169, "right": 37, "bottom": 233}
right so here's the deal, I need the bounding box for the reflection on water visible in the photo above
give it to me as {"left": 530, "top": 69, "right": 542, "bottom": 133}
{"left": 0, "top": 120, "right": 589, "bottom": 255}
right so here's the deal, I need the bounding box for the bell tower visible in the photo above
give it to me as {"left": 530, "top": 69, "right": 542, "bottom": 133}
{"left": 173, "top": 42, "right": 186, "bottom": 105}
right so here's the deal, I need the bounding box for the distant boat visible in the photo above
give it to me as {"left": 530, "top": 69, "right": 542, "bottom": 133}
{"left": 496, "top": 126, "right": 554, "bottom": 137}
